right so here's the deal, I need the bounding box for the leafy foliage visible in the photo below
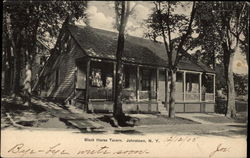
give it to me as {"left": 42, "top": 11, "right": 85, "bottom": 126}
{"left": 3, "top": 1, "right": 88, "bottom": 94}
{"left": 194, "top": 1, "right": 249, "bottom": 66}
{"left": 145, "top": 1, "right": 197, "bottom": 69}
{"left": 4, "top": 1, "right": 88, "bottom": 47}
{"left": 146, "top": 2, "right": 191, "bottom": 45}
{"left": 234, "top": 74, "right": 248, "bottom": 96}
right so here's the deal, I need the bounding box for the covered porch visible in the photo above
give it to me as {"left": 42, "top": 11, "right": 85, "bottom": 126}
{"left": 74, "top": 57, "right": 216, "bottom": 113}
{"left": 171, "top": 70, "right": 216, "bottom": 112}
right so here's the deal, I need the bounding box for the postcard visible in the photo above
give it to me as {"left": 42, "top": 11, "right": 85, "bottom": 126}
{"left": 2, "top": 1, "right": 248, "bottom": 158}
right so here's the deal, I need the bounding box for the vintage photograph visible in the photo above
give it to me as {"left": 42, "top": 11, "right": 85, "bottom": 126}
{"left": 1, "top": 1, "right": 248, "bottom": 157}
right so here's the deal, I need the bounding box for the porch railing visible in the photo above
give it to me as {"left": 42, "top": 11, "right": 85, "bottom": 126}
{"left": 122, "top": 89, "right": 136, "bottom": 101}
{"left": 88, "top": 88, "right": 215, "bottom": 102}
{"left": 166, "top": 92, "right": 214, "bottom": 102}
{"left": 205, "top": 93, "right": 214, "bottom": 101}
{"left": 139, "top": 91, "right": 157, "bottom": 100}
{"left": 185, "top": 92, "right": 200, "bottom": 102}
{"left": 89, "top": 87, "right": 112, "bottom": 100}
{"left": 167, "top": 92, "right": 184, "bottom": 102}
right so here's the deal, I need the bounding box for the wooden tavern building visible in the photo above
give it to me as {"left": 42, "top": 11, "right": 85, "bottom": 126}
{"left": 33, "top": 24, "right": 216, "bottom": 114}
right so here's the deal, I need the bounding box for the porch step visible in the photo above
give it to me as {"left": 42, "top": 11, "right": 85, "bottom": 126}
{"left": 160, "top": 111, "right": 168, "bottom": 115}
{"left": 159, "top": 109, "right": 167, "bottom": 112}
{"left": 158, "top": 106, "right": 167, "bottom": 111}
{"left": 157, "top": 101, "right": 168, "bottom": 115}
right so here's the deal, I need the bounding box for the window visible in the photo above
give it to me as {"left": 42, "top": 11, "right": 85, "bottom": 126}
{"left": 141, "top": 69, "right": 150, "bottom": 91}
{"left": 40, "top": 56, "right": 46, "bottom": 66}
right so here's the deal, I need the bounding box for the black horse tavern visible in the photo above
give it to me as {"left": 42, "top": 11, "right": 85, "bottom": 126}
{"left": 33, "top": 24, "right": 216, "bottom": 114}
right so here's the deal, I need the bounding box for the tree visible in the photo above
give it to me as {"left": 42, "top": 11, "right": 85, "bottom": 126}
{"left": 3, "top": 1, "right": 88, "bottom": 96}
{"left": 146, "top": 1, "right": 197, "bottom": 118}
{"left": 113, "top": 1, "right": 136, "bottom": 120}
{"left": 195, "top": 1, "right": 248, "bottom": 118}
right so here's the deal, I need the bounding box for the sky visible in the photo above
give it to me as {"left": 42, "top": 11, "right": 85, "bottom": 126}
{"left": 75, "top": 1, "right": 248, "bottom": 75}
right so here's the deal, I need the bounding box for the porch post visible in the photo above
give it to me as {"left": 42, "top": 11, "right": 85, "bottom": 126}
{"left": 183, "top": 71, "right": 186, "bottom": 102}
{"left": 165, "top": 69, "right": 168, "bottom": 111}
{"left": 112, "top": 62, "right": 116, "bottom": 100}
{"left": 199, "top": 73, "right": 202, "bottom": 102}
{"left": 213, "top": 74, "right": 216, "bottom": 102}
{"left": 85, "top": 59, "right": 90, "bottom": 112}
{"left": 136, "top": 66, "right": 140, "bottom": 101}
{"left": 156, "top": 68, "right": 159, "bottom": 101}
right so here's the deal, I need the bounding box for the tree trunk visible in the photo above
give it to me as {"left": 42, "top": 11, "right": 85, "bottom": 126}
{"left": 6, "top": 13, "right": 24, "bottom": 96}
{"left": 4, "top": 41, "right": 12, "bottom": 94}
{"left": 13, "top": 50, "right": 22, "bottom": 95}
{"left": 11, "top": 49, "right": 17, "bottom": 95}
{"left": 226, "top": 52, "right": 236, "bottom": 118}
{"left": 114, "top": 24, "right": 125, "bottom": 119}
{"left": 113, "top": 1, "right": 127, "bottom": 120}
{"left": 164, "top": 69, "right": 169, "bottom": 111}
{"left": 169, "top": 69, "right": 176, "bottom": 118}
{"left": 114, "top": 61, "right": 124, "bottom": 118}
{"left": 222, "top": 42, "right": 237, "bottom": 118}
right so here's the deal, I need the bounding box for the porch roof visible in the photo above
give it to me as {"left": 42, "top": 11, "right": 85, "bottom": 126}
{"left": 67, "top": 24, "right": 215, "bottom": 73}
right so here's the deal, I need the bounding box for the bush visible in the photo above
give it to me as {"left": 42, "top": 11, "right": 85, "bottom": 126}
{"left": 234, "top": 74, "right": 248, "bottom": 96}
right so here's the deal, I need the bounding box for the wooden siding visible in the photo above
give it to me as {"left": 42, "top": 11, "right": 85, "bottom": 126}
{"left": 42, "top": 29, "right": 86, "bottom": 99}
{"left": 184, "top": 103, "right": 201, "bottom": 112}
{"left": 175, "top": 103, "right": 185, "bottom": 112}
{"left": 205, "top": 103, "right": 215, "bottom": 112}
{"left": 50, "top": 46, "right": 86, "bottom": 98}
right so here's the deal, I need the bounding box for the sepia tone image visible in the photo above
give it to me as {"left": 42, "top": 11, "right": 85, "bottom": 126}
{"left": 1, "top": 1, "right": 248, "bottom": 157}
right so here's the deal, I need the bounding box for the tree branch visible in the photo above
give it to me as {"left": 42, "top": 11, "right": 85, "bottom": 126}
{"left": 115, "top": 2, "right": 121, "bottom": 30}
{"left": 167, "top": 2, "right": 173, "bottom": 53}
{"left": 174, "top": 1, "right": 196, "bottom": 67}
{"left": 124, "top": 1, "right": 130, "bottom": 28}
{"left": 128, "top": 2, "right": 137, "bottom": 15}
{"left": 229, "top": 2, "right": 247, "bottom": 45}
{"left": 156, "top": 1, "right": 171, "bottom": 66}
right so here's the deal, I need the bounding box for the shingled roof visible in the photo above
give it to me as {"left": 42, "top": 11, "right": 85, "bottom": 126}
{"left": 67, "top": 24, "right": 215, "bottom": 73}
